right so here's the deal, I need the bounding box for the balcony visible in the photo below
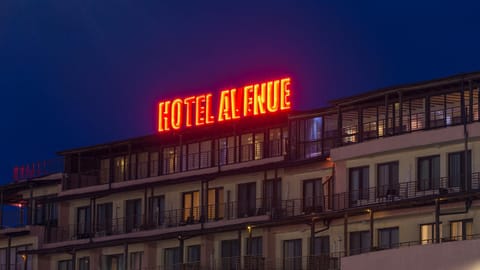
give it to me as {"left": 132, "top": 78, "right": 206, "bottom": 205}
{"left": 44, "top": 173, "right": 480, "bottom": 244}
{"left": 61, "top": 139, "right": 287, "bottom": 191}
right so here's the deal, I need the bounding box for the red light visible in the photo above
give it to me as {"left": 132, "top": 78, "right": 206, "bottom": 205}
{"left": 157, "top": 77, "right": 292, "bottom": 132}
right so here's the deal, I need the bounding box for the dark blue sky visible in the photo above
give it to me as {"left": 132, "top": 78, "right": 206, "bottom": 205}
{"left": 1, "top": 1, "right": 480, "bottom": 182}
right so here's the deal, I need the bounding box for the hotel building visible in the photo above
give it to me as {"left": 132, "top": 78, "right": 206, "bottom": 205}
{"left": 2, "top": 72, "right": 480, "bottom": 270}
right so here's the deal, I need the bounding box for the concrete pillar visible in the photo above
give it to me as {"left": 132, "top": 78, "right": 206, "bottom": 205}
{"left": 201, "top": 234, "right": 214, "bottom": 269}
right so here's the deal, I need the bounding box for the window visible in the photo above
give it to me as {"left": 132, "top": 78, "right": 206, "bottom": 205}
{"left": 378, "top": 227, "right": 399, "bottom": 249}
{"left": 208, "top": 188, "right": 224, "bottom": 221}
{"left": 96, "top": 203, "right": 112, "bottom": 236}
{"left": 130, "top": 252, "right": 143, "bottom": 270}
{"left": 100, "top": 159, "right": 110, "bottom": 184}
{"left": 238, "top": 182, "right": 257, "bottom": 218}
{"left": 76, "top": 206, "right": 91, "bottom": 239}
{"left": 129, "top": 154, "right": 137, "bottom": 180}
{"left": 150, "top": 195, "right": 165, "bottom": 227}
{"left": 137, "top": 152, "right": 149, "bottom": 178}
{"left": 241, "top": 133, "right": 254, "bottom": 161}
{"left": 15, "top": 245, "right": 32, "bottom": 270}
{"left": 349, "top": 167, "right": 369, "bottom": 206}
{"left": 418, "top": 155, "right": 440, "bottom": 190}
{"left": 450, "top": 219, "right": 473, "bottom": 241}
{"left": 420, "top": 223, "right": 442, "bottom": 245}
{"left": 269, "top": 128, "right": 282, "bottom": 157}
{"left": 303, "top": 179, "right": 323, "bottom": 213}
{"left": 149, "top": 152, "right": 159, "bottom": 177}
{"left": 187, "top": 245, "right": 200, "bottom": 267}
{"left": 183, "top": 191, "right": 200, "bottom": 223}
{"left": 264, "top": 178, "right": 282, "bottom": 214}
{"left": 58, "top": 260, "right": 73, "bottom": 270}
{"left": 377, "top": 162, "right": 399, "bottom": 197}
{"left": 221, "top": 239, "right": 240, "bottom": 270}
{"left": 114, "top": 156, "right": 126, "bottom": 182}
{"left": 34, "top": 200, "right": 57, "bottom": 226}
{"left": 163, "top": 147, "right": 180, "bottom": 174}
{"left": 448, "top": 151, "right": 471, "bottom": 189}
{"left": 200, "top": 140, "right": 212, "bottom": 168}
{"left": 217, "top": 136, "right": 236, "bottom": 165}
{"left": 245, "top": 237, "right": 263, "bottom": 270}
{"left": 164, "top": 247, "right": 181, "bottom": 270}
{"left": 125, "top": 199, "right": 142, "bottom": 233}
{"left": 246, "top": 237, "right": 263, "bottom": 256}
{"left": 79, "top": 257, "right": 89, "bottom": 270}
{"left": 313, "top": 236, "right": 329, "bottom": 255}
{"left": 349, "top": 231, "right": 370, "bottom": 255}
{"left": 186, "top": 143, "right": 200, "bottom": 170}
{"left": 101, "top": 254, "right": 124, "bottom": 270}
{"left": 283, "top": 239, "right": 302, "bottom": 270}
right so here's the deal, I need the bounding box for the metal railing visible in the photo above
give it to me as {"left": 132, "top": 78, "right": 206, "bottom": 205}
{"left": 45, "top": 173, "right": 480, "bottom": 244}
{"left": 61, "top": 139, "right": 287, "bottom": 190}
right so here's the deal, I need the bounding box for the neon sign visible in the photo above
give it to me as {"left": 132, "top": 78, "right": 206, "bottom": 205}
{"left": 158, "top": 77, "right": 291, "bottom": 132}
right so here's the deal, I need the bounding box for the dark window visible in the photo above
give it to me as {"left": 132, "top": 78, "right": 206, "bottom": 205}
{"left": 378, "top": 227, "right": 399, "bottom": 249}
{"left": 208, "top": 188, "right": 224, "bottom": 221}
{"left": 264, "top": 179, "right": 282, "bottom": 214}
{"left": 130, "top": 252, "right": 143, "bottom": 270}
{"left": 101, "top": 254, "right": 124, "bottom": 270}
{"left": 125, "top": 199, "right": 142, "bottom": 233}
{"left": 58, "top": 260, "right": 73, "bottom": 270}
{"left": 450, "top": 219, "right": 473, "bottom": 241}
{"left": 349, "top": 231, "right": 370, "bottom": 255}
{"left": 221, "top": 239, "right": 240, "bottom": 270}
{"left": 183, "top": 191, "right": 200, "bottom": 223}
{"left": 96, "top": 203, "right": 113, "bottom": 236}
{"left": 418, "top": 156, "right": 440, "bottom": 190}
{"left": 448, "top": 151, "right": 471, "bottom": 190}
{"left": 238, "top": 182, "right": 257, "bottom": 217}
{"left": 187, "top": 245, "right": 201, "bottom": 267}
{"left": 150, "top": 196, "right": 165, "bottom": 227}
{"left": 246, "top": 237, "right": 263, "bottom": 256}
{"left": 76, "top": 206, "right": 91, "bottom": 239}
{"left": 164, "top": 247, "right": 181, "bottom": 270}
{"left": 349, "top": 167, "right": 369, "bottom": 206}
{"left": 34, "top": 200, "right": 57, "bottom": 226}
{"left": 79, "top": 257, "right": 89, "bottom": 270}
{"left": 14, "top": 245, "right": 32, "bottom": 270}
{"left": 283, "top": 239, "right": 302, "bottom": 270}
{"left": 377, "top": 162, "right": 399, "bottom": 197}
{"left": 303, "top": 179, "right": 323, "bottom": 213}
{"left": 218, "top": 136, "right": 236, "bottom": 165}
{"left": 313, "top": 236, "right": 330, "bottom": 255}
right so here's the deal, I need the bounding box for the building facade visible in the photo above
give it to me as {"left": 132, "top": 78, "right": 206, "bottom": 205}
{"left": 2, "top": 72, "right": 480, "bottom": 270}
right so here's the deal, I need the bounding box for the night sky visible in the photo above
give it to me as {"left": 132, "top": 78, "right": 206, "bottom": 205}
{"left": 1, "top": 1, "right": 480, "bottom": 182}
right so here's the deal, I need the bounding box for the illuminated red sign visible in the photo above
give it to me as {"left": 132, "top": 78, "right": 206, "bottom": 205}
{"left": 158, "top": 77, "right": 291, "bottom": 132}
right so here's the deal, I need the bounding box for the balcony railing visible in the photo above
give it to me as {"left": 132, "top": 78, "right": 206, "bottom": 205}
{"left": 62, "top": 139, "right": 287, "bottom": 190}
{"left": 44, "top": 173, "right": 480, "bottom": 244}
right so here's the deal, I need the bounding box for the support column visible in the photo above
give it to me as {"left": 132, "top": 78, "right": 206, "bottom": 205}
{"left": 343, "top": 212, "right": 348, "bottom": 256}
{"left": 435, "top": 199, "right": 440, "bottom": 243}
{"left": 6, "top": 236, "right": 11, "bottom": 269}
{"left": 369, "top": 210, "right": 374, "bottom": 251}
{"left": 200, "top": 234, "right": 214, "bottom": 270}
{"left": 72, "top": 250, "right": 76, "bottom": 270}
{"left": 179, "top": 236, "right": 185, "bottom": 268}
{"left": 143, "top": 186, "right": 148, "bottom": 226}
{"left": 124, "top": 243, "right": 129, "bottom": 270}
